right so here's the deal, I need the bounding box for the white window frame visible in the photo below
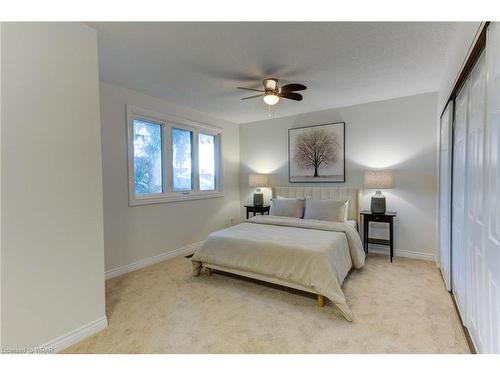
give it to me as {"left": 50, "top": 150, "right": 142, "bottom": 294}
{"left": 127, "top": 105, "right": 224, "bottom": 206}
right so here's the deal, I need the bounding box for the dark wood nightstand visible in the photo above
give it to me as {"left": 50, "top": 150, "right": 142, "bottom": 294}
{"left": 245, "top": 205, "right": 270, "bottom": 219}
{"left": 360, "top": 211, "right": 397, "bottom": 262}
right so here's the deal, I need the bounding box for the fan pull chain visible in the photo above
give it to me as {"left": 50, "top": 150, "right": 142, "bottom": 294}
{"left": 268, "top": 105, "right": 275, "bottom": 119}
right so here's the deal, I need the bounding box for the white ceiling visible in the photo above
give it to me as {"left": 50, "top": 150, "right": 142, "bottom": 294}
{"left": 90, "top": 22, "right": 480, "bottom": 124}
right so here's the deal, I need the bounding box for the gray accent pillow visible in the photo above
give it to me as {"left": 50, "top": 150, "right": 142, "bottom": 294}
{"left": 303, "top": 198, "right": 348, "bottom": 222}
{"left": 270, "top": 197, "right": 305, "bottom": 218}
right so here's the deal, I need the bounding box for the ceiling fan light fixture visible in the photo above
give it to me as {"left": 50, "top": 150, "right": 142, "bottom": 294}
{"left": 238, "top": 78, "right": 306, "bottom": 106}
{"left": 263, "top": 94, "right": 280, "bottom": 105}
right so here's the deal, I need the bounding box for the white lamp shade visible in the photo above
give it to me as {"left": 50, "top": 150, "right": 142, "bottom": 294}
{"left": 364, "top": 170, "right": 394, "bottom": 189}
{"left": 249, "top": 174, "right": 269, "bottom": 187}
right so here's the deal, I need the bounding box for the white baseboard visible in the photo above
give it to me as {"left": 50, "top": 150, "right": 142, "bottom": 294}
{"left": 105, "top": 241, "right": 204, "bottom": 280}
{"left": 44, "top": 316, "right": 108, "bottom": 353}
{"left": 41, "top": 242, "right": 202, "bottom": 353}
{"left": 368, "top": 244, "right": 436, "bottom": 262}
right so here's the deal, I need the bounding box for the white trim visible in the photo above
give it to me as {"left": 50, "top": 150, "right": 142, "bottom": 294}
{"left": 368, "top": 244, "right": 437, "bottom": 262}
{"left": 129, "top": 191, "right": 224, "bottom": 206}
{"left": 127, "top": 105, "right": 223, "bottom": 134}
{"left": 43, "top": 316, "right": 108, "bottom": 353}
{"left": 105, "top": 241, "right": 204, "bottom": 280}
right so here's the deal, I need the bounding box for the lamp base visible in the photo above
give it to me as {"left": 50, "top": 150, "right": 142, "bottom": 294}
{"left": 370, "top": 190, "right": 386, "bottom": 213}
{"left": 253, "top": 193, "right": 264, "bottom": 206}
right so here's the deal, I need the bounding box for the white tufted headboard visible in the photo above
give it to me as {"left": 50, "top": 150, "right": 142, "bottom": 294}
{"left": 272, "top": 186, "right": 361, "bottom": 223}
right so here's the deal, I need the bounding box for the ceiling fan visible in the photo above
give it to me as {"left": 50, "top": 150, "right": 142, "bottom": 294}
{"left": 237, "top": 78, "right": 307, "bottom": 106}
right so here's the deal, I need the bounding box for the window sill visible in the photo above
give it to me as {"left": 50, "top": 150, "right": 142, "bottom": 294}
{"left": 129, "top": 191, "right": 224, "bottom": 206}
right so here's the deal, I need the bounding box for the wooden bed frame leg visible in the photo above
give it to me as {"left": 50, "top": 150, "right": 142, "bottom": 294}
{"left": 317, "top": 295, "right": 325, "bottom": 308}
{"left": 206, "top": 267, "right": 212, "bottom": 277}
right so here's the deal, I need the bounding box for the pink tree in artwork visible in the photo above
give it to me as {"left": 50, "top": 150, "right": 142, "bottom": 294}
{"left": 294, "top": 129, "right": 339, "bottom": 177}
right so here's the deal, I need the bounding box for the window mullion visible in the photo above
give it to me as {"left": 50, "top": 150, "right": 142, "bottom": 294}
{"left": 193, "top": 130, "right": 200, "bottom": 193}
{"left": 127, "top": 111, "right": 135, "bottom": 204}
{"left": 215, "top": 134, "right": 221, "bottom": 191}
{"left": 165, "top": 124, "right": 173, "bottom": 195}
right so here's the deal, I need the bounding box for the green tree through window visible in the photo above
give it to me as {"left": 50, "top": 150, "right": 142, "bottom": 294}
{"left": 133, "top": 119, "right": 163, "bottom": 195}
{"left": 172, "top": 128, "right": 193, "bottom": 191}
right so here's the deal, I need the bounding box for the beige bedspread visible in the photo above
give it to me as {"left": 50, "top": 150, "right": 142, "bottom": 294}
{"left": 191, "top": 215, "right": 366, "bottom": 321}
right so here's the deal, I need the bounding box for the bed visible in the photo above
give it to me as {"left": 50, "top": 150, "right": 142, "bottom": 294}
{"left": 191, "top": 187, "right": 365, "bottom": 321}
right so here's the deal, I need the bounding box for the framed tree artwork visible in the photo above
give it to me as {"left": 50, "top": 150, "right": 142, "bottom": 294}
{"left": 288, "top": 122, "right": 345, "bottom": 183}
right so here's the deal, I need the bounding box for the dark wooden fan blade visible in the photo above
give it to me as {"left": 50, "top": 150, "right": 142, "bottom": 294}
{"left": 280, "top": 92, "right": 303, "bottom": 101}
{"left": 280, "top": 83, "right": 307, "bottom": 92}
{"left": 241, "top": 94, "right": 265, "bottom": 100}
{"left": 237, "top": 87, "right": 264, "bottom": 92}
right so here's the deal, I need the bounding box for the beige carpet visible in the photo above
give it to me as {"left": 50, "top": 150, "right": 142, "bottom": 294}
{"left": 64, "top": 254, "right": 469, "bottom": 354}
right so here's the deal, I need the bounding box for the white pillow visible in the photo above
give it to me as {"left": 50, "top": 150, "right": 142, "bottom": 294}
{"left": 303, "top": 198, "right": 348, "bottom": 222}
{"left": 270, "top": 197, "right": 305, "bottom": 218}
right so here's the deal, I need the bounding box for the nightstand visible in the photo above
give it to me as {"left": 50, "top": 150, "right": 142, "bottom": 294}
{"left": 360, "top": 211, "right": 397, "bottom": 262}
{"left": 245, "top": 205, "right": 270, "bottom": 219}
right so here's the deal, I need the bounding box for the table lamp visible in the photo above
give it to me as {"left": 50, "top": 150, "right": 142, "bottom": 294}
{"left": 248, "top": 174, "right": 268, "bottom": 206}
{"left": 364, "top": 170, "right": 394, "bottom": 213}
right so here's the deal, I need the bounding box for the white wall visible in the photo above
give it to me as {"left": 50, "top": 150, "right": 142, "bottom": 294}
{"left": 239, "top": 93, "right": 438, "bottom": 260}
{"left": 99, "top": 82, "right": 240, "bottom": 273}
{"left": 438, "top": 23, "right": 482, "bottom": 113}
{"left": 1, "top": 23, "right": 106, "bottom": 350}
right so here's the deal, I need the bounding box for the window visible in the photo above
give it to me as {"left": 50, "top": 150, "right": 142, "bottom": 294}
{"left": 127, "top": 105, "right": 223, "bottom": 205}
{"left": 133, "top": 119, "right": 164, "bottom": 195}
{"left": 198, "top": 133, "right": 216, "bottom": 191}
{"left": 172, "top": 128, "right": 193, "bottom": 192}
